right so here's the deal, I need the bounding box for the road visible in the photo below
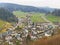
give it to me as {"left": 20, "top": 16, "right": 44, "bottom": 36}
{"left": 41, "top": 15, "right": 55, "bottom": 28}
{"left": 12, "top": 18, "right": 22, "bottom": 30}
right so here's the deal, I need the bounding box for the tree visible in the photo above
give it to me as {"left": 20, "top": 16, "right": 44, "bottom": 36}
{"left": 26, "top": 34, "right": 31, "bottom": 45}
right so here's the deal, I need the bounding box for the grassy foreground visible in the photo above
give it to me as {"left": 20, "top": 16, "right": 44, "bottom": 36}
{"left": 30, "top": 34, "right": 60, "bottom": 45}
{"left": 0, "top": 20, "right": 6, "bottom": 28}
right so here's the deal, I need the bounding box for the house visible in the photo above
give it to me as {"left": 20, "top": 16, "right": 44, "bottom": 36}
{"left": 44, "top": 30, "right": 53, "bottom": 37}
{"left": 5, "top": 35, "right": 12, "bottom": 42}
{"left": 45, "top": 33, "right": 51, "bottom": 37}
{"left": 31, "top": 35, "right": 37, "bottom": 40}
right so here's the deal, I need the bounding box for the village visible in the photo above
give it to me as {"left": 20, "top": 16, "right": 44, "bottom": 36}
{"left": 0, "top": 15, "right": 60, "bottom": 45}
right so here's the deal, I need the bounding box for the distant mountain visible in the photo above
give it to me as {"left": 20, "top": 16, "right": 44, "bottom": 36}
{"left": 52, "top": 9, "right": 60, "bottom": 16}
{"left": 0, "top": 3, "right": 55, "bottom": 13}
{"left": 0, "top": 8, "right": 18, "bottom": 23}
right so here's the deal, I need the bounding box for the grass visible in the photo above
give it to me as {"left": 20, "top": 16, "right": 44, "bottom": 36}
{"left": 0, "top": 20, "right": 12, "bottom": 33}
{"left": 13, "top": 11, "right": 46, "bottom": 22}
{"left": 30, "top": 13, "right": 46, "bottom": 22}
{"left": 0, "top": 20, "right": 6, "bottom": 28}
{"left": 46, "top": 14, "right": 60, "bottom": 22}
{"left": 30, "top": 34, "right": 60, "bottom": 45}
{"left": 13, "top": 11, "right": 60, "bottom": 23}
{"left": 13, "top": 11, "right": 27, "bottom": 18}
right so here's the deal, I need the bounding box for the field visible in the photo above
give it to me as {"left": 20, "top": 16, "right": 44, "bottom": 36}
{"left": 30, "top": 13, "right": 46, "bottom": 22}
{"left": 13, "top": 11, "right": 27, "bottom": 18}
{"left": 46, "top": 14, "right": 60, "bottom": 22}
{"left": 13, "top": 11, "right": 46, "bottom": 22}
{"left": 13, "top": 11, "right": 60, "bottom": 23}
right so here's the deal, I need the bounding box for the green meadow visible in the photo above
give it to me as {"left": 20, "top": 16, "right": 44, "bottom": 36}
{"left": 46, "top": 14, "right": 60, "bottom": 22}
{"left": 13, "top": 11, "right": 46, "bottom": 22}
{"left": 13, "top": 11, "right": 60, "bottom": 23}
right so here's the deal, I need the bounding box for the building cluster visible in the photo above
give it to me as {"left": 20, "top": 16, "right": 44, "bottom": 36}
{"left": 0, "top": 15, "right": 60, "bottom": 45}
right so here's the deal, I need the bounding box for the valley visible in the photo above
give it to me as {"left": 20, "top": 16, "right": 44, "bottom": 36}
{"left": 0, "top": 3, "right": 60, "bottom": 45}
{"left": 13, "top": 11, "right": 60, "bottom": 23}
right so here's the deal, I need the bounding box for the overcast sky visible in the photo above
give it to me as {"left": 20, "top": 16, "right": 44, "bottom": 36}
{"left": 0, "top": 0, "right": 60, "bottom": 8}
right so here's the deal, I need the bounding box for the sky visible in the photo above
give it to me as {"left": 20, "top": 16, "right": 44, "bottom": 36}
{"left": 0, "top": 0, "right": 60, "bottom": 9}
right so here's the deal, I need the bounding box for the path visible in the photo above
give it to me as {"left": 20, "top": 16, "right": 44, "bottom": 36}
{"left": 41, "top": 15, "right": 55, "bottom": 28}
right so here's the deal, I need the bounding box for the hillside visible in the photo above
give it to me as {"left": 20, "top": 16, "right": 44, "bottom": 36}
{"left": 30, "top": 34, "right": 60, "bottom": 45}
{"left": 0, "top": 3, "right": 54, "bottom": 13}
{"left": 52, "top": 9, "right": 60, "bottom": 16}
{"left": 0, "top": 8, "right": 18, "bottom": 23}
{"left": 0, "top": 20, "right": 6, "bottom": 28}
